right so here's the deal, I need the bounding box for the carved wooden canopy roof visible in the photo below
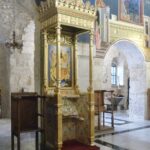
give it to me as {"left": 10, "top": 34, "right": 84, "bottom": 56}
{"left": 38, "top": 0, "right": 96, "bottom": 32}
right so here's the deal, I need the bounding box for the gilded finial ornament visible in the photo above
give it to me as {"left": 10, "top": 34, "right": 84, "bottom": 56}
{"left": 39, "top": 0, "right": 95, "bottom": 16}
{"left": 38, "top": 0, "right": 96, "bottom": 31}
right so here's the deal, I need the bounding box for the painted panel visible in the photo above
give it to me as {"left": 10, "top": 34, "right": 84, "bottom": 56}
{"left": 144, "top": 0, "right": 150, "bottom": 17}
{"left": 48, "top": 45, "right": 72, "bottom": 87}
{"left": 119, "top": 0, "right": 143, "bottom": 24}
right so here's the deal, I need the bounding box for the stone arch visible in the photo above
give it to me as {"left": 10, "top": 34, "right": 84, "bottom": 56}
{"left": 105, "top": 39, "right": 146, "bottom": 60}
{"left": 103, "top": 39, "right": 147, "bottom": 120}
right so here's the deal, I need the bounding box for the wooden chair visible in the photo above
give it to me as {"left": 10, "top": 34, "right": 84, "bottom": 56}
{"left": 94, "top": 90, "right": 114, "bottom": 130}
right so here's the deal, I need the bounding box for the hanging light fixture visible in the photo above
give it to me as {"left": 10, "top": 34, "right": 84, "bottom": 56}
{"left": 5, "top": 31, "right": 23, "bottom": 49}
{"left": 5, "top": 0, "right": 23, "bottom": 49}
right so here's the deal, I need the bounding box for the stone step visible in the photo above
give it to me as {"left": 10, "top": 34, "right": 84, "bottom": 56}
{"left": 96, "top": 48, "right": 107, "bottom": 58}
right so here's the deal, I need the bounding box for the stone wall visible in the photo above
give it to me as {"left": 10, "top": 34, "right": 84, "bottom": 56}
{"left": 146, "top": 62, "right": 150, "bottom": 88}
{"left": 10, "top": 21, "right": 35, "bottom": 93}
{"left": 94, "top": 58, "right": 104, "bottom": 90}
{"left": 145, "top": 62, "right": 150, "bottom": 119}
{"left": 0, "top": 0, "right": 37, "bottom": 117}
{"left": 103, "top": 41, "right": 147, "bottom": 120}
{"left": 0, "top": 0, "right": 16, "bottom": 117}
{"left": 78, "top": 40, "right": 148, "bottom": 120}
{"left": 0, "top": 45, "right": 10, "bottom": 117}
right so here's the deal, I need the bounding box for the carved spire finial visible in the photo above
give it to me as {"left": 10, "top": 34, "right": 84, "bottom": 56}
{"left": 38, "top": 0, "right": 95, "bottom": 16}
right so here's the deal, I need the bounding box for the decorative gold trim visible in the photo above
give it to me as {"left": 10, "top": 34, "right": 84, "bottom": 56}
{"left": 88, "top": 30, "right": 95, "bottom": 146}
{"left": 46, "top": 34, "right": 75, "bottom": 92}
{"left": 43, "top": 30, "right": 48, "bottom": 94}
{"left": 39, "top": 0, "right": 95, "bottom": 17}
{"left": 47, "top": 34, "right": 73, "bottom": 45}
{"left": 39, "top": 1, "right": 96, "bottom": 149}
{"left": 89, "top": 30, "right": 94, "bottom": 91}
{"left": 109, "top": 20, "right": 144, "bottom": 47}
{"left": 39, "top": 0, "right": 96, "bottom": 31}
{"left": 55, "top": 24, "right": 61, "bottom": 94}
{"left": 74, "top": 34, "right": 80, "bottom": 94}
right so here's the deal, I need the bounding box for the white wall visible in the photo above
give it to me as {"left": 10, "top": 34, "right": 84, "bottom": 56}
{"left": 77, "top": 40, "right": 147, "bottom": 120}
{"left": 10, "top": 21, "right": 35, "bottom": 93}
{"left": 103, "top": 41, "right": 147, "bottom": 120}
{"left": 145, "top": 62, "right": 150, "bottom": 119}
{"left": 0, "top": 0, "right": 36, "bottom": 117}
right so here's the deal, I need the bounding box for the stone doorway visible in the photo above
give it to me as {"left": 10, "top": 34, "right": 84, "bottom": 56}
{"left": 103, "top": 40, "right": 147, "bottom": 120}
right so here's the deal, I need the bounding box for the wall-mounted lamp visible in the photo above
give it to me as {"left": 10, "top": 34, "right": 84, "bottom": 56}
{"left": 5, "top": 31, "right": 23, "bottom": 49}
{"left": 5, "top": 0, "right": 23, "bottom": 50}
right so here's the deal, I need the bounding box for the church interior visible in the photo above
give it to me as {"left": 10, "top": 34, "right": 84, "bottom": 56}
{"left": 0, "top": 0, "right": 150, "bottom": 150}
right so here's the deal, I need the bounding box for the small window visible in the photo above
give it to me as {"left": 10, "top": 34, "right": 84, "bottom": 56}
{"left": 145, "top": 21, "right": 149, "bottom": 35}
{"left": 111, "top": 63, "right": 117, "bottom": 85}
{"left": 118, "top": 66, "right": 124, "bottom": 86}
{"left": 145, "top": 40, "right": 149, "bottom": 48}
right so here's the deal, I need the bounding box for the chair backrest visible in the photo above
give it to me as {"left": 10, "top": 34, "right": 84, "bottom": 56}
{"left": 94, "top": 90, "right": 105, "bottom": 112}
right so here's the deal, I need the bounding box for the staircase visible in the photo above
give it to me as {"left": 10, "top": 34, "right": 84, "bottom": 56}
{"left": 96, "top": 42, "right": 110, "bottom": 59}
{"left": 96, "top": 48, "right": 106, "bottom": 58}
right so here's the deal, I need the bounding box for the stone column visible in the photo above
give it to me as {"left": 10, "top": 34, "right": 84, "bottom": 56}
{"left": 88, "top": 30, "right": 95, "bottom": 145}
{"left": 74, "top": 34, "right": 79, "bottom": 94}
{"left": 56, "top": 24, "right": 62, "bottom": 150}
{"left": 43, "top": 30, "right": 48, "bottom": 94}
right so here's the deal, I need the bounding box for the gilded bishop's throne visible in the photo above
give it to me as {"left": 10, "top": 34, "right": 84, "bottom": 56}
{"left": 38, "top": 0, "right": 97, "bottom": 150}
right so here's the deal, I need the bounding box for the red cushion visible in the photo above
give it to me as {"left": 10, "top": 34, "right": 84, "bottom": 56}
{"left": 62, "top": 140, "right": 100, "bottom": 150}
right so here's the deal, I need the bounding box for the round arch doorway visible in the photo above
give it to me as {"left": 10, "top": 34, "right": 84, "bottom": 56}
{"left": 103, "top": 40, "right": 147, "bottom": 120}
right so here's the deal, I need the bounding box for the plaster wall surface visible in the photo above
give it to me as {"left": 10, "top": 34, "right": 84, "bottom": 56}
{"left": 93, "top": 58, "right": 104, "bottom": 90}
{"left": 0, "top": 46, "right": 10, "bottom": 117}
{"left": 145, "top": 62, "right": 150, "bottom": 119}
{"left": 103, "top": 41, "right": 147, "bottom": 120}
{"left": 146, "top": 62, "right": 150, "bottom": 88}
{"left": 0, "top": 0, "right": 36, "bottom": 117}
{"left": 10, "top": 21, "right": 35, "bottom": 93}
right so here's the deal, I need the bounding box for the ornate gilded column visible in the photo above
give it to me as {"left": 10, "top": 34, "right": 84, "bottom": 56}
{"left": 88, "top": 30, "right": 95, "bottom": 145}
{"left": 89, "top": 31, "right": 94, "bottom": 90}
{"left": 43, "top": 30, "right": 48, "bottom": 94}
{"left": 55, "top": 23, "right": 62, "bottom": 150}
{"left": 56, "top": 24, "right": 61, "bottom": 92}
{"left": 74, "top": 34, "right": 79, "bottom": 94}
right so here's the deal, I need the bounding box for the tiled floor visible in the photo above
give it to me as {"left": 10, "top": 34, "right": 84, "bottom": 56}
{"left": 95, "top": 111, "right": 150, "bottom": 150}
{"left": 0, "top": 119, "right": 35, "bottom": 150}
{"left": 1, "top": 111, "right": 150, "bottom": 150}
